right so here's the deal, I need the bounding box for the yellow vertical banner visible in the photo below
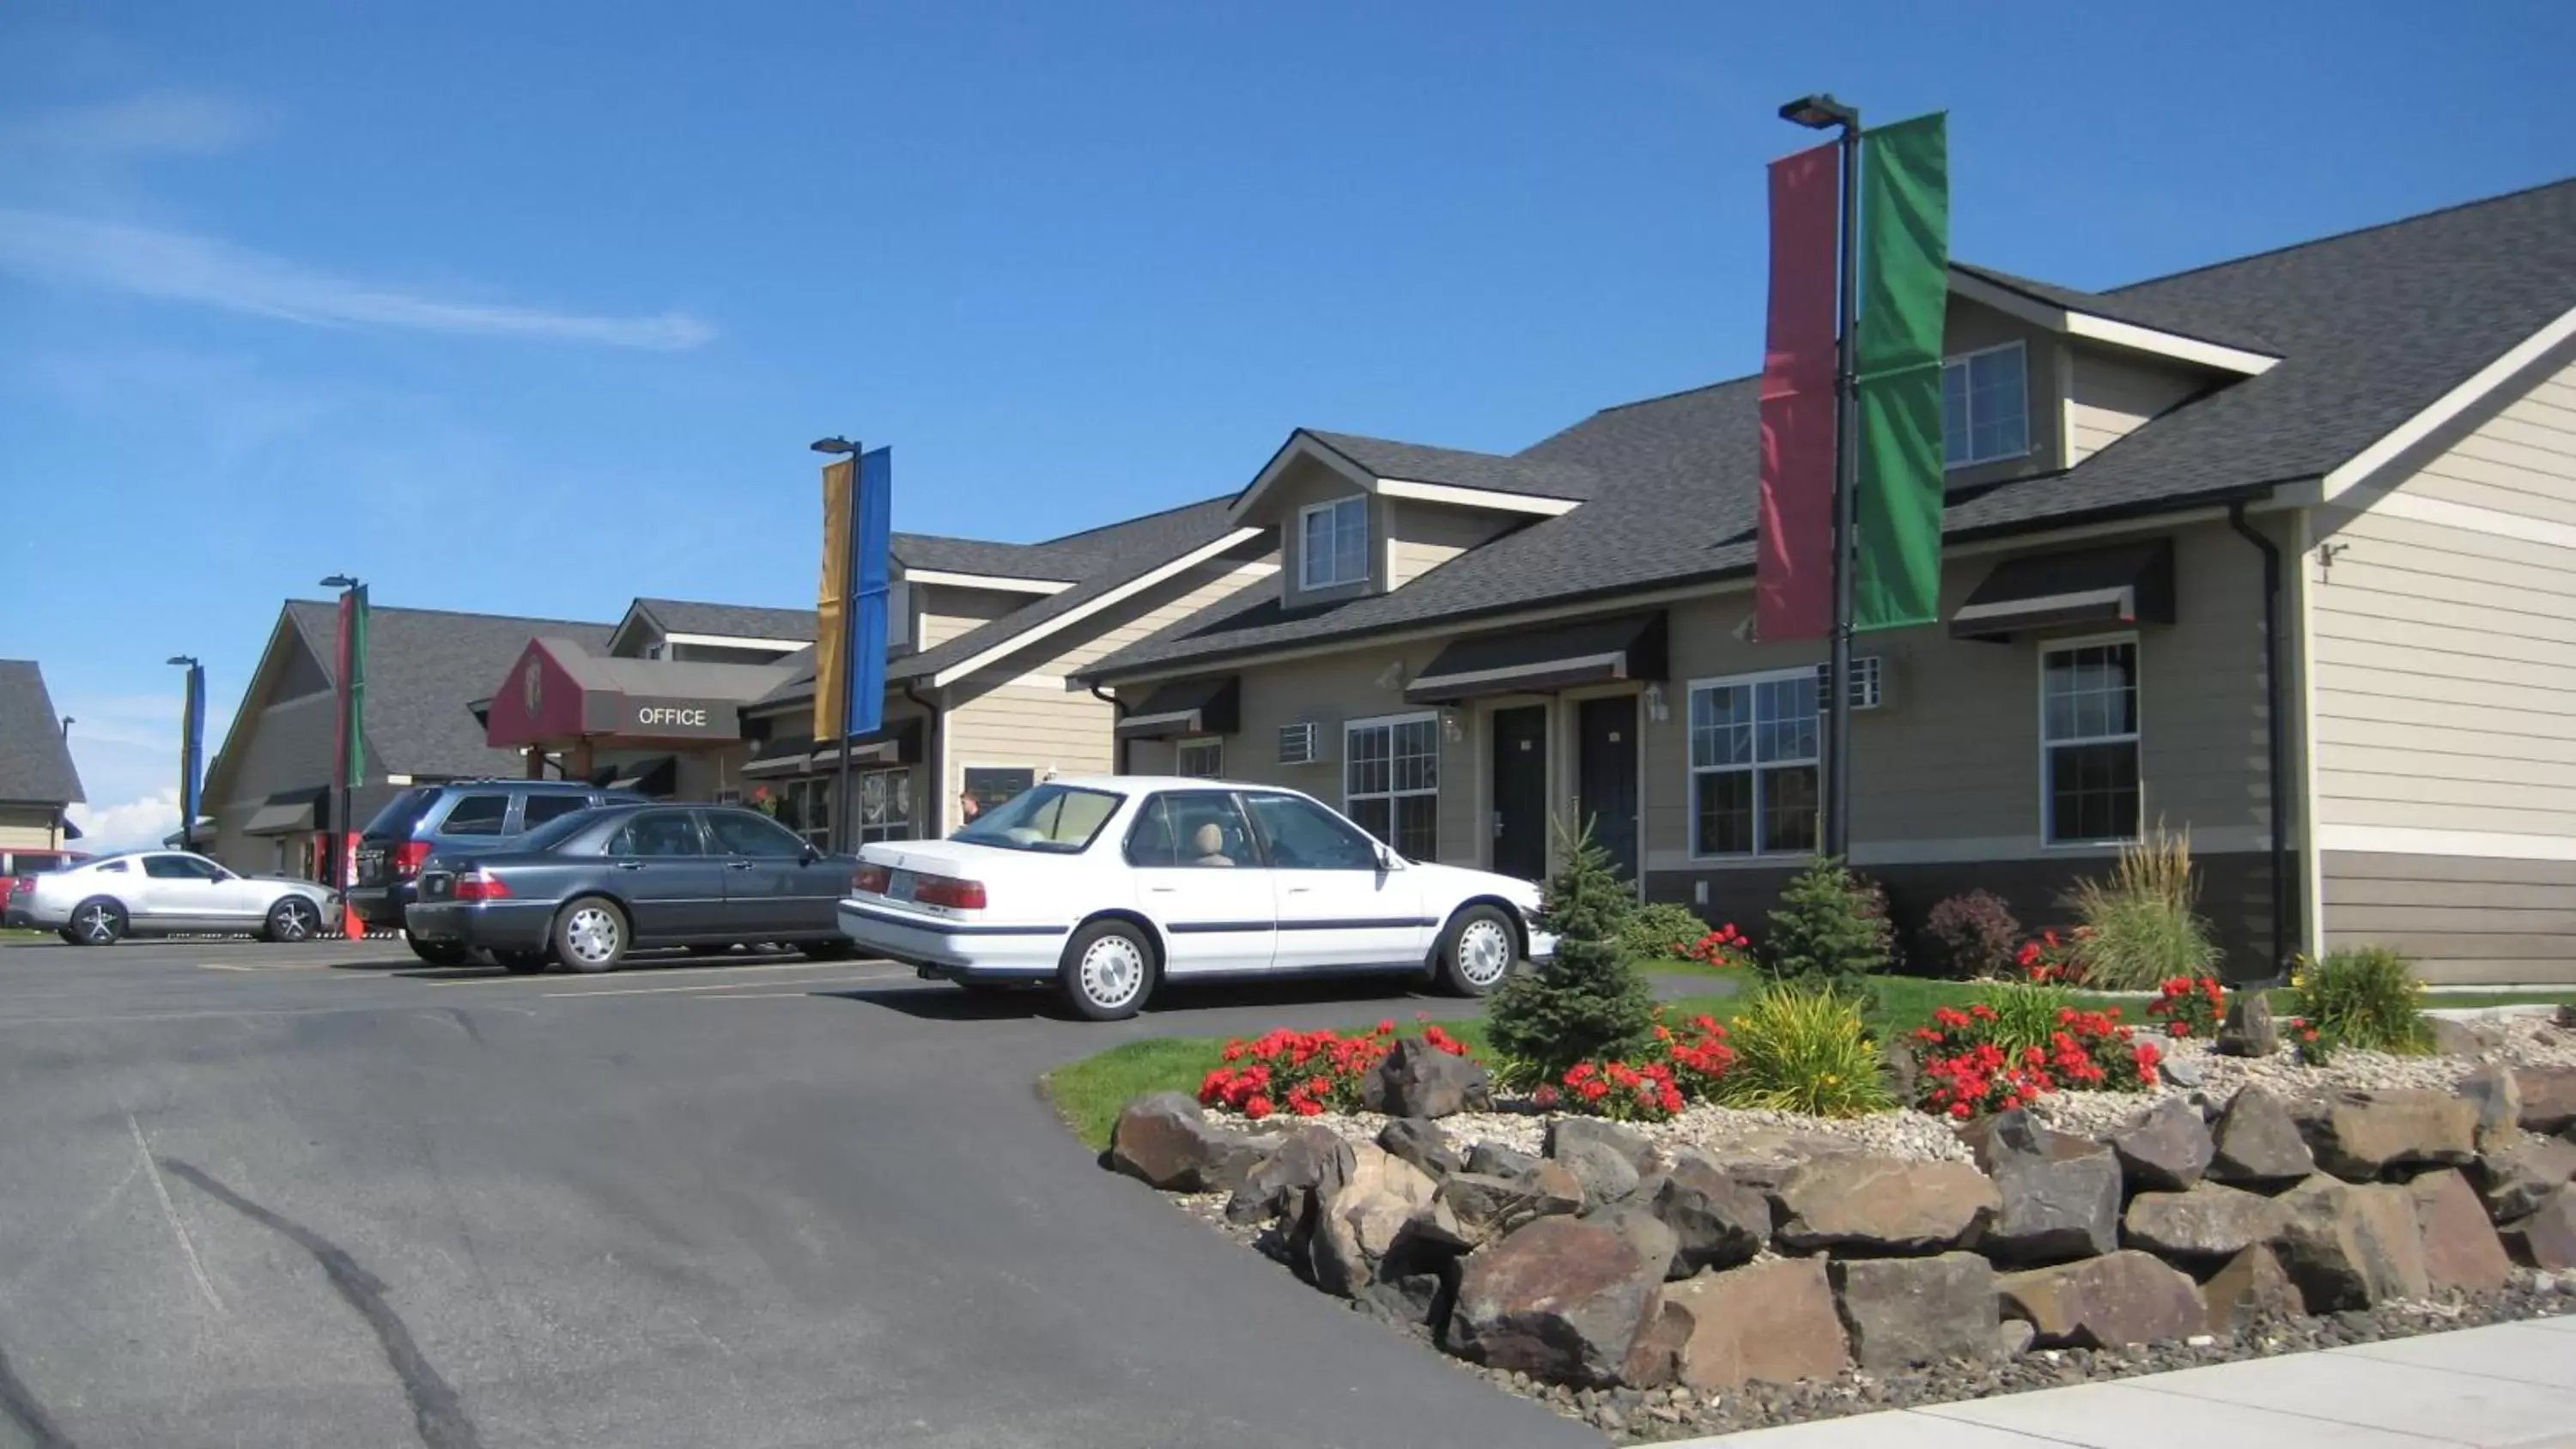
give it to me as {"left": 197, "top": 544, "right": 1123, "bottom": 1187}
{"left": 814, "top": 458, "right": 854, "bottom": 742}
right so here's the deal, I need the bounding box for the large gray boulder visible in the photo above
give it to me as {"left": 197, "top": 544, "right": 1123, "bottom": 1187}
{"left": 2110, "top": 1099, "right": 2215, "bottom": 1191}
{"left": 1625, "top": 1258, "right": 1849, "bottom": 1391}
{"left": 1583, "top": 1202, "right": 1682, "bottom": 1286}
{"left": 1466, "top": 1141, "right": 1540, "bottom": 1181}
{"left": 1303, "top": 1144, "right": 1442, "bottom": 1298}
{"left": 2474, "top": 1133, "right": 2576, "bottom": 1223}
{"left": 2500, "top": 1183, "right": 2576, "bottom": 1270}
{"left": 2207, "top": 1085, "right": 2316, "bottom": 1189}
{"left": 1109, "top": 1093, "right": 1273, "bottom": 1192}
{"left": 1646, "top": 1152, "right": 1771, "bottom": 1277}
{"left": 2301, "top": 1089, "right": 2478, "bottom": 1180}
{"left": 1690, "top": 1126, "right": 1860, "bottom": 1198}
{"left": 1777, "top": 1157, "right": 1998, "bottom": 1254}
{"left": 2514, "top": 1065, "right": 2576, "bottom": 1135}
{"left": 1435, "top": 1167, "right": 1582, "bottom": 1249}
{"left": 1364, "top": 1039, "right": 1493, "bottom": 1119}
{"left": 1958, "top": 1110, "right": 2120, "bottom": 1264}
{"left": 2200, "top": 1244, "right": 2301, "bottom": 1331}
{"left": 1225, "top": 1124, "right": 1355, "bottom": 1227}
{"left": 2458, "top": 1064, "right": 2522, "bottom": 1151}
{"left": 2215, "top": 992, "right": 2279, "bottom": 1058}
{"left": 1376, "top": 1116, "right": 1461, "bottom": 1180}
{"left": 1831, "top": 1253, "right": 1997, "bottom": 1371}
{"left": 1998, "top": 1251, "right": 2207, "bottom": 1349}
{"left": 1551, "top": 1136, "right": 1642, "bottom": 1207}
{"left": 2121, "top": 1181, "right": 2287, "bottom": 1262}
{"left": 2408, "top": 1167, "right": 2514, "bottom": 1294}
{"left": 1450, "top": 1216, "right": 1664, "bottom": 1386}
{"left": 2427, "top": 1016, "right": 2503, "bottom": 1058}
{"left": 2273, "top": 1175, "right": 2433, "bottom": 1310}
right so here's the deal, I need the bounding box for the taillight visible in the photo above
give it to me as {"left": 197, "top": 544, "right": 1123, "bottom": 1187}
{"left": 396, "top": 841, "right": 433, "bottom": 877}
{"left": 912, "top": 874, "right": 987, "bottom": 910}
{"left": 853, "top": 864, "right": 890, "bottom": 895}
{"left": 453, "top": 870, "right": 512, "bottom": 902}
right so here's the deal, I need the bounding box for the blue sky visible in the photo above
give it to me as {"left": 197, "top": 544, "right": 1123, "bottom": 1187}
{"left": 3, "top": 1, "right": 2568, "bottom": 847}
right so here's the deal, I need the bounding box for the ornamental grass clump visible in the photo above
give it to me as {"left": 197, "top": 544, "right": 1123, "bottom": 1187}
{"left": 2290, "top": 946, "right": 2429, "bottom": 1056}
{"left": 1714, "top": 985, "right": 1892, "bottom": 1119}
{"left": 1972, "top": 981, "right": 2081, "bottom": 1058}
{"left": 1488, "top": 822, "right": 1656, "bottom": 1088}
{"left": 2064, "top": 824, "right": 2221, "bottom": 990}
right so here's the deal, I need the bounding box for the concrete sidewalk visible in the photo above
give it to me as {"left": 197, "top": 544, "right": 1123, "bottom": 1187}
{"left": 1670, "top": 1316, "right": 2576, "bottom": 1448}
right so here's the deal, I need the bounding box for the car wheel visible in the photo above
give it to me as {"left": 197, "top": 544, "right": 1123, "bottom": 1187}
{"left": 1058, "top": 919, "right": 1157, "bottom": 1022}
{"left": 56, "top": 928, "right": 81, "bottom": 946}
{"left": 554, "top": 897, "right": 629, "bottom": 974}
{"left": 264, "top": 897, "right": 320, "bottom": 943}
{"left": 404, "top": 932, "right": 475, "bottom": 967}
{"left": 69, "top": 898, "right": 127, "bottom": 947}
{"left": 799, "top": 940, "right": 857, "bottom": 962}
{"left": 493, "top": 949, "right": 550, "bottom": 975}
{"left": 1436, "top": 904, "right": 1519, "bottom": 997}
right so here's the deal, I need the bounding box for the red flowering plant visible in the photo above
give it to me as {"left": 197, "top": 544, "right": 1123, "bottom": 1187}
{"left": 1196, "top": 1018, "right": 1472, "bottom": 1122}
{"left": 1685, "top": 924, "right": 1753, "bottom": 971}
{"left": 2283, "top": 1014, "right": 2333, "bottom": 1065}
{"left": 1911, "top": 1002, "right": 2160, "bottom": 1119}
{"left": 2144, "top": 976, "right": 2227, "bottom": 1040}
{"left": 2015, "top": 929, "right": 2088, "bottom": 985}
{"left": 1551, "top": 1009, "right": 1734, "bottom": 1124}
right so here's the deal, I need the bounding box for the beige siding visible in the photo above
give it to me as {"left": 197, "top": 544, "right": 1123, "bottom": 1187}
{"left": 1264, "top": 455, "right": 1387, "bottom": 607}
{"left": 2323, "top": 852, "right": 2576, "bottom": 985}
{"left": 1941, "top": 297, "right": 2065, "bottom": 487}
{"left": 1043, "top": 557, "right": 1279, "bottom": 676}
{"left": 914, "top": 585, "right": 1028, "bottom": 649}
{"left": 942, "top": 678, "right": 1116, "bottom": 810}
{"left": 2067, "top": 349, "right": 2204, "bottom": 463}
{"left": 207, "top": 693, "right": 343, "bottom": 870}
{"left": 1387, "top": 499, "right": 1511, "bottom": 589}
{"left": 0, "top": 808, "right": 63, "bottom": 852}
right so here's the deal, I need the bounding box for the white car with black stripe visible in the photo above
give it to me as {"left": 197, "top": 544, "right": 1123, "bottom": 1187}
{"left": 838, "top": 776, "right": 1553, "bottom": 1020}
{"left": 18, "top": 850, "right": 343, "bottom": 946}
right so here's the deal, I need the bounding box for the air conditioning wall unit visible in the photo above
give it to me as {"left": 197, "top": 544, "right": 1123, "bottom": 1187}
{"left": 1278, "top": 721, "right": 1325, "bottom": 766}
{"left": 1815, "top": 655, "right": 1892, "bottom": 711}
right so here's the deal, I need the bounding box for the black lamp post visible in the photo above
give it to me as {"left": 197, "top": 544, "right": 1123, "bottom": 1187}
{"left": 320, "top": 574, "right": 361, "bottom": 895}
{"left": 167, "top": 655, "right": 201, "bottom": 853}
{"left": 1778, "top": 91, "right": 1862, "bottom": 863}
{"left": 809, "top": 438, "right": 860, "bottom": 855}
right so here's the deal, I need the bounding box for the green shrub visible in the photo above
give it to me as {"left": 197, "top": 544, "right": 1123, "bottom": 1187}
{"left": 1716, "top": 985, "right": 1893, "bottom": 1118}
{"left": 1618, "top": 901, "right": 1713, "bottom": 963}
{"left": 1489, "top": 822, "right": 1656, "bottom": 1087}
{"left": 1760, "top": 858, "right": 1893, "bottom": 997}
{"left": 2065, "top": 826, "right": 2221, "bottom": 990}
{"left": 1972, "top": 981, "right": 2081, "bottom": 1058}
{"left": 2291, "top": 947, "right": 2428, "bottom": 1055}
{"left": 1920, "top": 889, "right": 2022, "bottom": 979}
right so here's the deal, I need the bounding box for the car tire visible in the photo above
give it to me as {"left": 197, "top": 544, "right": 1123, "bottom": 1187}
{"left": 553, "top": 896, "right": 629, "bottom": 974}
{"left": 493, "top": 949, "right": 550, "bottom": 975}
{"left": 264, "top": 897, "right": 321, "bottom": 944}
{"left": 404, "top": 932, "right": 475, "bottom": 967}
{"left": 1057, "top": 919, "right": 1157, "bottom": 1022}
{"left": 799, "top": 940, "right": 857, "bottom": 962}
{"left": 68, "top": 898, "right": 127, "bottom": 947}
{"left": 56, "top": 928, "right": 81, "bottom": 946}
{"left": 1435, "top": 903, "right": 1519, "bottom": 997}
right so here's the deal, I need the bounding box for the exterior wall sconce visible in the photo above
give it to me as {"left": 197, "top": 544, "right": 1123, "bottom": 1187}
{"left": 1441, "top": 709, "right": 1463, "bottom": 743}
{"left": 1643, "top": 682, "right": 1669, "bottom": 724}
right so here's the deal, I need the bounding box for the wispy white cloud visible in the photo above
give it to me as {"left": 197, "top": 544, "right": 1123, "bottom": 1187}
{"left": 0, "top": 209, "right": 715, "bottom": 350}
{"left": 3, "top": 89, "right": 268, "bottom": 159}
{"left": 67, "top": 788, "right": 182, "bottom": 853}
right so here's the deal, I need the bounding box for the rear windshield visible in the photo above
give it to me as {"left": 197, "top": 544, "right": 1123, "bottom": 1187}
{"left": 951, "top": 784, "right": 1123, "bottom": 854}
{"left": 362, "top": 787, "right": 443, "bottom": 839}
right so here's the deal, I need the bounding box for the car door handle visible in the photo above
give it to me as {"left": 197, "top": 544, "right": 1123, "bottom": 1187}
{"left": 726, "top": 860, "right": 754, "bottom": 870}
{"left": 1147, "top": 885, "right": 1177, "bottom": 894}
{"left": 613, "top": 861, "right": 645, "bottom": 871}
{"left": 1286, "top": 886, "right": 1314, "bottom": 895}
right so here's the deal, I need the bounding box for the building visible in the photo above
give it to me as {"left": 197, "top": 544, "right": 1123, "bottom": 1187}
{"left": 1075, "top": 179, "right": 2576, "bottom": 985}
{"left": 0, "top": 660, "right": 85, "bottom": 870}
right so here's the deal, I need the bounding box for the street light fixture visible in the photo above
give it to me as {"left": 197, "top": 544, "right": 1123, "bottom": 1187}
{"left": 59, "top": 715, "right": 72, "bottom": 741}
{"left": 809, "top": 437, "right": 858, "bottom": 456}
{"left": 1777, "top": 91, "right": 1864, "bottom": 862}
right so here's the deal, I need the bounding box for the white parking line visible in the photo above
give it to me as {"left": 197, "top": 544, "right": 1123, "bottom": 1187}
{"left": 428, "top": 957, "right": 884, "bottom": 987}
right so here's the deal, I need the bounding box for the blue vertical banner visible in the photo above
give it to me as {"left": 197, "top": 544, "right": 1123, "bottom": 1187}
{"left": 847, "top": 446, "right": 893, "bottom": 737}
{"left": 179, "top": 663, "right": 205, "bottom": 848}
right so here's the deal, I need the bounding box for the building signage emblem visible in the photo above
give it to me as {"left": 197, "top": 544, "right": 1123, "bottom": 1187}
{"left": 635, "top": 705, "right": 710, "bottom": 730}
{"left": 522, "top": 658, "right": 543, "bottom": 717}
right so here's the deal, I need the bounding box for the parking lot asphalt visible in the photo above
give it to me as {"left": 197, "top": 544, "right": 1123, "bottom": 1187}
{"left": 0, "top": 937, "right": 1595, "bottom": 1449}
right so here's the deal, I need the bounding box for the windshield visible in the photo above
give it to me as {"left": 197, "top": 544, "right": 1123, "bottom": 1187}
{"left": 515, "top": 809, "right": 607, "bottom": 853}
{"left": 951, "top": 784, "right": 1123, "bottom": 854}
{"left": 362, "top": 787, "right": 442, "bottom": 839}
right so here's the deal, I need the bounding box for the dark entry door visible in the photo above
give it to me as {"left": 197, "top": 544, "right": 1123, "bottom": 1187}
{"left": 1576, "top": 696, "right": 1640, "bottom": 882}
{"left": 1490, "top": 706, "right": 1548, "bottom": 882}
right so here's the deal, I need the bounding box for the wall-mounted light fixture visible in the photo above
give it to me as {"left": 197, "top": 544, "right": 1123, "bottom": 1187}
{"left": 1643, "top": 682, "right": 1669, "bottom": 724}
{"left": 1441, "top": 709, "right": 1463, "bottom": 744}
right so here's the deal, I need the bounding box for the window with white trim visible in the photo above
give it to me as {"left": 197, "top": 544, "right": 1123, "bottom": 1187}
{"left": 1345, "top": 712, "right": 1437, "bottom": 859}
{"left": 1299, "top": 496, "right": 1370, "bottom": 590}
{"left": 1175, "top": 737, "right": 1223, "bottom": 779}
{"left": 1942, "top": 342, "right": 2030, "bottom": 468}
{"left": 1687, "top": 669, "right": 1820, "bottom": 857}
{"left": 2041, "top": 639, "right": 2140, "bottom": 845}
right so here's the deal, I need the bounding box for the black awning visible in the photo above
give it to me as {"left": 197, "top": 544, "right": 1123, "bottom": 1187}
{"left": 1952, "top": 539, "right": 2176, "bottom": 640}
{"left": 1115, "top": 676, "right": 1241, "bottom": 740}
{"left": 243, "top": 788, "right": 327, "bottom": 837}
{"left": 739, "top": 735, "right": 815, "bottom": 779}
{"left": 806, "top": 716, "right": 926, "bottom": 769}
{"left": 607, "top": 755, "right": 678, "bottom": 796}
{"left": 1406, "top": 612, "right": 1668, "bottom": 704}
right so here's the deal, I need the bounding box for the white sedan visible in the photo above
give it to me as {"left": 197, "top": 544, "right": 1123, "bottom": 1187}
{"left": 837, "top": 776, "right": 1554, "bottom": 1020}
{"left": 17, "top": 851, "right": 343, "bottom": 946}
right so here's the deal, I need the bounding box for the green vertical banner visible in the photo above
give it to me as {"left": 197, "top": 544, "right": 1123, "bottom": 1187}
{"left": 345, "top": 585, "right": 369, "bottom": 787}
{"left": 1853, "top": 111, "right": 1950, "bottom": 631}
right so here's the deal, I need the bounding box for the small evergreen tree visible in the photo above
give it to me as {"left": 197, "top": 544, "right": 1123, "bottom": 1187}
{"left": 1760, "top": 857, "right": 1889, "bottom": 999}
{"left": 1488, "top": 820, "right": 1657, "bottom": 1085}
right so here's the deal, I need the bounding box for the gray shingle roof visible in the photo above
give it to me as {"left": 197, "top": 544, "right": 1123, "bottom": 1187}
{"left": 1081, "top": 178, "right": 2576, "bottom": 681}
{"left": 1299, "top": 430, "right": 1602, "bottom": 500}
{"left": 0, "top": 660, "right": 83, "bottom": 805}
{"left": 890, "top": 534, "right": 1095, "bottom": 582}
{"left": 631, "top": 598, "right": 815, "bottom": 642}
{"left": 1949, "top": 262, "right": 2277, "bottom": 355}
{"left": 282, "top": 601, "right": 616, "bottom": 779}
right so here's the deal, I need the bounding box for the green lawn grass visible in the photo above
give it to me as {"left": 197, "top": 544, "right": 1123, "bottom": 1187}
{"left": 0, "top": 927, "right": 46, "bottom": 941}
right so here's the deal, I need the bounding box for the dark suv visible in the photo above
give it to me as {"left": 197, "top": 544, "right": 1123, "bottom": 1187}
{"left": 351, "top": 780, "right": 643, "bottom": 961}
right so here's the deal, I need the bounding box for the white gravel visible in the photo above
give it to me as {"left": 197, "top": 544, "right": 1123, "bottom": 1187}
{"left": 1293, "top": 1100, "right": 1972, "bottom": 1167}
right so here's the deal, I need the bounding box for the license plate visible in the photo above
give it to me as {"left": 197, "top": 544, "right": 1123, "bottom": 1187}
{"left": 886, "top": 870, "right": 915, "bottom": 903}
{"left": 422, "top": 874, "right": 450, "bottom": 900}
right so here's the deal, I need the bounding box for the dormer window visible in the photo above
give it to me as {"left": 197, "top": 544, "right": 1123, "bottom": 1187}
{"left": 1943, "top": 342, "right": 2030, "bottom": 468}
{"left": 1300, "top": 496, "right": 1370, "bottom": 589}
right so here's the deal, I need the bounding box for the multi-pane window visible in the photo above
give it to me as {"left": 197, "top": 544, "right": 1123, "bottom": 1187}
{"left": 1175, "top": 737, "right": 1223, "bottom": 779}
{"left": 2042, "top": 640, "right": 2142, "bottom": 844}
{"left": 1942, "top": 342, "right": 2030, "bottom": 468}
{"left": 1346, "top": 713, "right": 1437, "bottom": 860}
{"left": 1688, "top": 670, "right": 1820, "bottom": 857}
{"left": 1300, "top": 496, "right": 1369, "bottom": 589}
{"left": 854, "top": 767, "right": 914, "bottom": 845}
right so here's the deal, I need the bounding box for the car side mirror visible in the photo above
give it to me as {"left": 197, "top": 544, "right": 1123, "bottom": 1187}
{"left": 1374, "top": 842, "right": 1402, "bottom": 871}
{"left": 800, "top": 845, "right": 822, "bottom": 864}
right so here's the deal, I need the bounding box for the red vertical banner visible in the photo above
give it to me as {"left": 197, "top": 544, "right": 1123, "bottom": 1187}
{"left": 1754, "top": 141, "right": 1843, "bottom": 642}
